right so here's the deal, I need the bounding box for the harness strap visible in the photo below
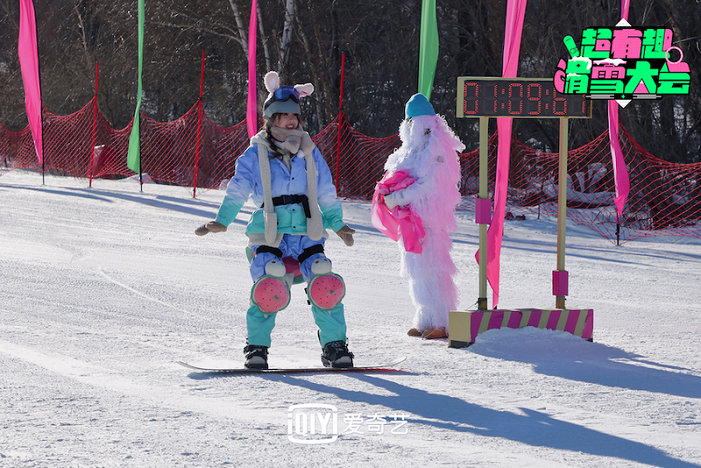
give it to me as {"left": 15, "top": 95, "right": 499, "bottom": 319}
{"left": 255, "top": 245, "right": 283, "bottom": 258}
{"left": 298, "top": 244, "right": 325, "bottom": 264}
{"left": 263, "top": 194, "right": 311, "bottom": 218}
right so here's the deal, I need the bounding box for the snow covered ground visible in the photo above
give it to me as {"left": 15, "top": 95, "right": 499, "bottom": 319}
{"left": 1, "top": 170, "right": 699, "bottom": 467}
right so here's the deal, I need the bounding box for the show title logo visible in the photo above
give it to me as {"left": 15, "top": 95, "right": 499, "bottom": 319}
{"left": 554, "top": 20, "right": 690, "bottom": 107}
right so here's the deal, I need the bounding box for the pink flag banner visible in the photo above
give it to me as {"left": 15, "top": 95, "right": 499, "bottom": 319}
{"left": 607, "top": 0, "right": 631, "bottom": 221}
{"left": 478, "top": 0, "right": 527, "bottom": 308}
{"left": 620, "top": 0, "right": 630, "bottom": 22}
{"left": 608, "top": 103, "right": 630, "bottom": 218}
{"left": 246, "top": 0, "right": 258, "bottom": 138}
{"left": 18, "top": 0, "right": 43, "bottom": 164}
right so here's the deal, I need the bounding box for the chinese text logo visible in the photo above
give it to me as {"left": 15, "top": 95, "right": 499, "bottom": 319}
{"left": 554, "top": 20, "right": 690, "bottom": 105}
{"left": 287, "top": 404, "right": 409, "bottom": 444}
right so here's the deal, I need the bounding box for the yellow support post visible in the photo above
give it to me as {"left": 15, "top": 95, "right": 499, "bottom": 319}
{"left": 556, "top": 117, "right": 569, "bottom": 309}
{"left": 478, "top": 116, "right": 489, "bottom": 310}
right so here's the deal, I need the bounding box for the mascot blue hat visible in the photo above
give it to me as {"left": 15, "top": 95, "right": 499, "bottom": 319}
{"left": 405, "top": 93, "right": 435, "bottom": 119}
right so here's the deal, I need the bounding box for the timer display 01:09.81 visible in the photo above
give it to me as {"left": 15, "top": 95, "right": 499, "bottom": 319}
{"left": 456, "top": 77, "right": 592, "bottom": 119}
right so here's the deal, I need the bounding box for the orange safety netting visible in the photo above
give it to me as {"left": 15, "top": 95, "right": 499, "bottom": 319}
{"left": 1, "top": 99, "right": 699, "bottom": 244}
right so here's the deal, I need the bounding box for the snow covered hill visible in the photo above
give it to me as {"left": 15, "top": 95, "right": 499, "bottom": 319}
{"left": 1, "top": 170, "right": 699, "bottom": 467}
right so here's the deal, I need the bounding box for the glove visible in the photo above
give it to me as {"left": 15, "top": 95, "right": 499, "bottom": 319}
{"left": 300, "top": 131, "right": 315, "bottom": 155}
{"left": 195, "top": 221, "right": 227, "bottom": 236}
{"left": 335, "top": 225, "right": 356, "bottom": 247}
{"left": 383, "top": 193, "right": 398, "bottom": 210}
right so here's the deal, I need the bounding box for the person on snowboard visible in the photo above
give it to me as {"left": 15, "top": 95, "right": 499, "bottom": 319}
{"left": 372, "top": 93, "right": 465, "bottom": 339}
{"left": 195, "top": 71, "right": 356, "bottom": 369}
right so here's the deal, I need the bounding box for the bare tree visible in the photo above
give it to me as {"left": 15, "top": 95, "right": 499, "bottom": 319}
{"left": 277, "top": 0, "right": 295, "bottom": 74}
{"left": 0, "top": 0, "right": 698, "bottom": 161}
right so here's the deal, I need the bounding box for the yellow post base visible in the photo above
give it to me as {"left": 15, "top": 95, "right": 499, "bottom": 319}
{"left": 448, "top": 308, "right": 593, "bottom": 348}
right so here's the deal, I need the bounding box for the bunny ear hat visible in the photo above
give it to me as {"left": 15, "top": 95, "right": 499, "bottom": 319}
{"left": 262, "top": 71, "right": 314, "bottom": 118}
{"left": 264, "top": 71, "right": 280, "bottom": 93}
{"left": 293, "top": 82, "right": 314, "bottom": 97}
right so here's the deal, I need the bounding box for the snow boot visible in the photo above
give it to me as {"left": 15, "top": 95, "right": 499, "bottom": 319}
{"left": 244, "top": 344, "right": 269, "bottom": 369}
{"left": 321, "top": 340, "right": 354, "bottom": 368}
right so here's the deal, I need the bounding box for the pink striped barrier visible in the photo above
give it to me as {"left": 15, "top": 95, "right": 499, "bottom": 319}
{"left": 449, "top": 308, "right": 594, "bottom": 348}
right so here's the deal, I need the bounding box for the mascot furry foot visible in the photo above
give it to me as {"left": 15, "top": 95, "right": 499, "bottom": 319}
{"left": 422, "top": 327, "right": 448, "bottom": 339}
{"left": 407, "top": 327, "right": 448, "bottom": 339}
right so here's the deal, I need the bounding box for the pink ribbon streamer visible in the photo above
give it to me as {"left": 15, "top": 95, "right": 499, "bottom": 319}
{"left": 621, "top": 0, "right": 630, "bottom": 20}
{"left": 477, "top": 0, "right": 527, "bottom": 308}
{"left": 607, "top": 0, "right": 631, "bottom": 221}
{"left": 18, "top": 0, "right": 43, "bottom": 164}
{"left": 246, "top": 0, "right": 258, "bottom": 138}
{"left": 608, "top": 103, "right": 630, "bottom": 219}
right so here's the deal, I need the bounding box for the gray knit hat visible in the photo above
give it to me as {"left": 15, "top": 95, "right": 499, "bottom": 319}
{"left": 262, "top": 71, "right": 314, "bottom": 119}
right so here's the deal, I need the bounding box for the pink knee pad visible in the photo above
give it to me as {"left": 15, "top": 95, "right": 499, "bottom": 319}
{"left": 307, "top": 273, "right": 345, "bottom": 310}
{"left": 251, "top": 275, "right": 290, "bottom": 313}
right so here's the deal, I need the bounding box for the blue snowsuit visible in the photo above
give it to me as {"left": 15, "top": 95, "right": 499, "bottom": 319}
{"left": 214, "top": 135, "right": 347, "bottom": 347}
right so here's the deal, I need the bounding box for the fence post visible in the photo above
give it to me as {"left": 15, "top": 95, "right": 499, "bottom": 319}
{"left": 193, "top": 50, "right": 205, "bottom": 198}
{"left": 88, "top": 62, "right": 99, "bottom": 187}
{"left": 334, "top": 52, "right": 346, "bottom": 192}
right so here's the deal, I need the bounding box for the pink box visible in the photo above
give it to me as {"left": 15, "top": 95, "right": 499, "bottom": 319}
{"left": 552, "top": 270, "right": 569, "bottom": 296}
{"left": 475, "top": 198, "right": 492, "bottom": 225}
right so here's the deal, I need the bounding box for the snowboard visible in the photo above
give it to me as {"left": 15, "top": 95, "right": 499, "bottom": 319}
{"left": 177, "top": 356, "right": 406, "bottom": 375}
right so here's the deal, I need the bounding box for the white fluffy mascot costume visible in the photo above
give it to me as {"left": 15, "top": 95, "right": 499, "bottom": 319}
{"left": 375, "top": 93, "right": 465, "bottom": 339}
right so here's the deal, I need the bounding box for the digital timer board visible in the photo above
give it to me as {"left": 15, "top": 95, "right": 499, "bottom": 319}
{"left": 457, "top": 77, "right": 592, "bottom": 118}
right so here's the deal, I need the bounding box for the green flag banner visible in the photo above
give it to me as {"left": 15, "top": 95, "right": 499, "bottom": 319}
{"left": 127, "top": 0, "right": 145, "bottom": 173}
{"left": 418, "top": 0, "right": 438, "bottom": 100}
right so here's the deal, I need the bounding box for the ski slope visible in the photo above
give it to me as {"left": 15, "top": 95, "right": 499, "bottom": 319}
{"left": 1, "top": 170, "right": 699, "bottom": 467}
